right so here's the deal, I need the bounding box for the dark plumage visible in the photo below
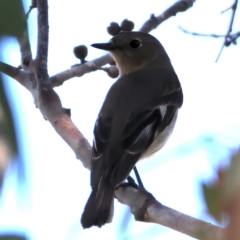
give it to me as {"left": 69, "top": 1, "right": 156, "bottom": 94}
{"left": 81, "top": 32, "right": 183, "bottom": 228}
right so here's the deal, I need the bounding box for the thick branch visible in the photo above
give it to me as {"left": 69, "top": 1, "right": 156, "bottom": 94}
{"left": 33, "top": 88, "right": 92, "bottom": 170}
{"left": 115, "top": 186, "right": 224, "bottom": 239}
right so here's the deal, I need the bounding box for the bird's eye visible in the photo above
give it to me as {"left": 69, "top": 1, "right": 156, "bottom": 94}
{"left": 129, "top": 39, "right": 141, "bottom": 48}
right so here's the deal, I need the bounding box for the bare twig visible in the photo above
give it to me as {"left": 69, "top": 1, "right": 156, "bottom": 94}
{"left": 17, "top": 8, "right": 33, "bottom": 68}
{"left": 179, "top": 26, "right": 240, "bottom": 43}
{"left": 139, "top": 0, "right": 196, "bottom": 32}
{"left": 179, "top": 1, "right": 239, "bottom": 62}
{"left": 179, "top": 26, "right": 227, "bottom": 38}
{"left": 20, "top": 1, "right": 36, "bottom": 64}
{"left": 45, "top": 0, "right": 198, "bottom": 87}
{"left": 17, "top": 31, "right": 32, "bottom": 68}
{"left": 50, "top": 54, "right": 112, "bottom": 87}
{"left": 115, "top": 186, "right": 224, "bottom": 240}
{"left": 25, "top": 0, "right": 37, "bottom": 19}
{"left": 216, "top": 0, "right": 238, "bottom": 62}
{"left": 0, "top": 62, "right": 21, "bottom": 79}
{"left": 34, "top": 0, "right": 50, "bottom": 90}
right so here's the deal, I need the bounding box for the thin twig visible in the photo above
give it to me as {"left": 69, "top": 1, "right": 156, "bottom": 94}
{"left": 179, "top": 26, "right": 240, "bottom": 44}
{"left": 216, "top": 0, "right": 238, "bottom": 62}
{"left": 179, "top": 26, "right": 227, "bottom": 38}
{"left": 16, "top": 2, "right": 33, "bottom": 68}
{"left": 25, "top": 0, "right": 37, "bottom": 20}
{"left": 50, "top": 54, "right": 112, "bottom": 87}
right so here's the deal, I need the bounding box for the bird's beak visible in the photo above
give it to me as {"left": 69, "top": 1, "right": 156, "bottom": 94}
{"left": 91, "top": 41, "right": 116, "bottom": 50}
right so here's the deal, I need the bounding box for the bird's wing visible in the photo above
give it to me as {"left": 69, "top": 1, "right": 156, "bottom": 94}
{"left": 91, "top": 68, "right": 183, "bottom": 188}
{"left": 110, "top": 92, "right": 181, "bottom": 185}
{"left": 92, "top": 116, "right": 111, "bottom": 160}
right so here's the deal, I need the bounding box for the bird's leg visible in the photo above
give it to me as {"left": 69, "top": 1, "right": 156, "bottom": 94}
{"left": 116, "top": 175, "right": 138, "bottom": 192}
{"left": 126, "top": 175, "right": 139, "bottom": 189}
{"left": 115, "top": 169, "right": 150, "bottom": 201}
{"left": 133, "top": 166, "right": 144, "bottom": 189}
{"left": 115, "top": 167, "right": 144, "bottom": 194}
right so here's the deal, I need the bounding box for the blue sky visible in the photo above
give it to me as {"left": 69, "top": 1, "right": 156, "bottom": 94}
{"left": 0, "top": 0, "right": 240, "bottom": 239}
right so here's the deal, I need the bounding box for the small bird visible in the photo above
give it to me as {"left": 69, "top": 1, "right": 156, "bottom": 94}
{"left": 81, "top": 31, "right": 183, "bottom": 228}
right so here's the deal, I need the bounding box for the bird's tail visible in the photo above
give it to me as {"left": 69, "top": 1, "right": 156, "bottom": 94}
{"left": 81, "top": 183, "right": 115, "bottom": 228}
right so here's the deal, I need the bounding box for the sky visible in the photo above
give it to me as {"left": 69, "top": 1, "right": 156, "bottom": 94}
{"left": 0, "top": 0, "right": 240, "bottom": 239}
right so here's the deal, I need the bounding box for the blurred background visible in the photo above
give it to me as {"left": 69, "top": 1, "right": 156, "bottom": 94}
{"left": 0, "top": 0, "right": 240, "bottom": 239}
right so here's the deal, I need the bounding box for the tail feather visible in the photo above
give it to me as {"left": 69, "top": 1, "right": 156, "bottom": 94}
{"left": 81, "top": 185, "right": 115, "bottom": 228}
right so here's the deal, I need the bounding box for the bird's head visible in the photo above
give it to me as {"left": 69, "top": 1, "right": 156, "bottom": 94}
{"left": 91, "top": 32, "right": 171, "bottom": 76}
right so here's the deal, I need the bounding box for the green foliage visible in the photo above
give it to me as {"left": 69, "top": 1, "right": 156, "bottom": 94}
{"left": 202, "top": 181, "right": 223, "bottom": 222}
{"left": 0, "top": 0, "right": 26, "bottom": 158}
{"left": 0, "top": 1, "right": 26, "bottom": 162}
{"left": 0, "top": 77, "right": 18, "bottom": 156}
{"left": 0, "top": 235, "right": 27, "bottom": 240}
{"left": 0, "top": 0, "right": 26, "bottom": 38}
{"left": 203, "top": 150, "right": 240, "bottom": 222}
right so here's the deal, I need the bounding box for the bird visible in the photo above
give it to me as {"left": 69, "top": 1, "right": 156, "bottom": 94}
{"left": 81, "top": 31, "right": 183, "bottom": 229}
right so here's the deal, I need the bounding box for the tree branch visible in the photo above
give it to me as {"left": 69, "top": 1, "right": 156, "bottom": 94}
{"left": 0, "top": 63, "right": 92, "bottom": 170}
{"left": 0, "top": 61, "right": 20, "bottom": 79}
{"left": 25, "top": 0, "right": 37, "bottom": 19}
{"left": 34, "top": 0, "right": 50, "bottom": 90}
{"left": 179, "top": 26, "right": 240, "bottom": 42}
{"left": 17, "top": 30, "right": 33, "bottom": 68}
{"left": 139, "top": 0, "right": 196, "bottom": 32}
{"left": 179, "top": 26, "right": 227, "bottom": 38}
{"left": 16, "top": 2, "right": 33, "bottom": 68}
{"left": 47, "top": 0, "right": 197, "bottom": 87}
{"left": 216, "top": 0, "right": 238, "bottom": 62}
{"left": 179, "top": 1, "right": 239, "bottom": 62}
{"left": 50, "top": 54, "right": 112, "bottom": 87}
{"left": 115, "top": 186, "right": 224, "bottom": 240}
